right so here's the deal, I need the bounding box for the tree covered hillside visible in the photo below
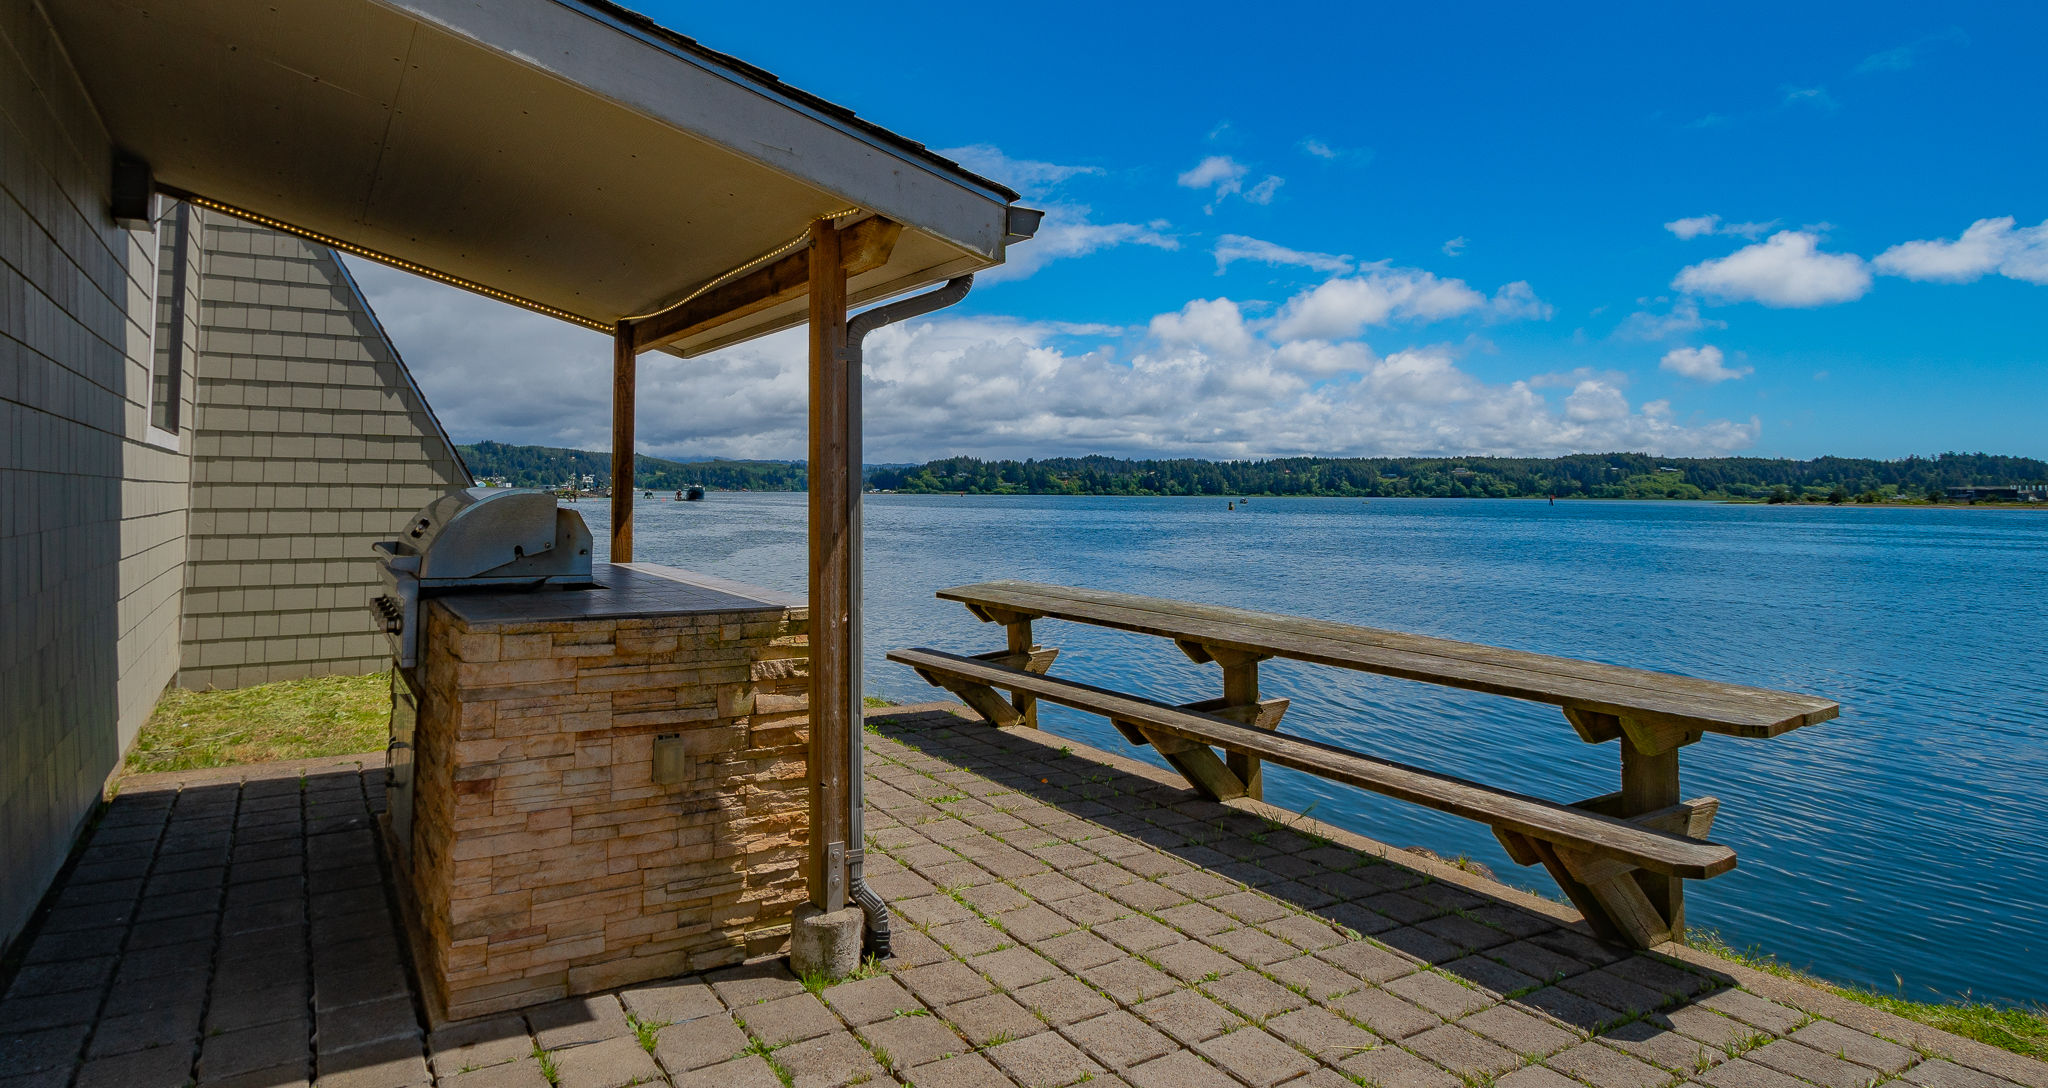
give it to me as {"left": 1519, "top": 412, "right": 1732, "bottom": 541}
{"left": 458, "top": 443, "right": 2047, "bottom": 501}
{"left": 865, "top": 452, "right": 2048, "bottom": 501}
{"left": 459, "top": 442, "right": 804, "bottom": 491}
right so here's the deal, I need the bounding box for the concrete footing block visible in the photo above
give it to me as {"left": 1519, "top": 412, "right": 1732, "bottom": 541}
{"left": 788, "top": 904, "right": 865, "bottom": 980}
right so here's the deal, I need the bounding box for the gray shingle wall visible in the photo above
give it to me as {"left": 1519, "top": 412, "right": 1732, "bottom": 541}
{"left": 1, "top": 2, "right": 193, "bottom": 949}
{"left": 178, "top": 213, "right": 471, "bottom": 689}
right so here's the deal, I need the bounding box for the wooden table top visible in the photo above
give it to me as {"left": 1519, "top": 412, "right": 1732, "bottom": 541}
{"left": 937, "top": 580, "right": 1838, "bottom": 738}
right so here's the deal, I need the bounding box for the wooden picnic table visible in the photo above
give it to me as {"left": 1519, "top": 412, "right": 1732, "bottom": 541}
{"left": 891, "top": 580, "right": 1840, "bottom": 949}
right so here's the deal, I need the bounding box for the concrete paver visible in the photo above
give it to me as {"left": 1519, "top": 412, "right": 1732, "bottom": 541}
{"left": 1, "top": 709, "right": 2040, "bottom": 1088}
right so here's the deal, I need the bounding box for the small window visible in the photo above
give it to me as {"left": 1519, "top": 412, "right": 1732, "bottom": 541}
{"left": 150, "top": 200, "right": 191, "bottom": 435}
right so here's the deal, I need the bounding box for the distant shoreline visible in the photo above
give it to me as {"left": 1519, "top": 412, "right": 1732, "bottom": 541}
{"left": 858, "top": 491, "right": 2048, "bottom": 509}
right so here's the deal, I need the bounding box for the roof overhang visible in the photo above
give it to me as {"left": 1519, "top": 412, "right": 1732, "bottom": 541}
{"left": 43, "top": 0, "right": 1032, "bottom": 354}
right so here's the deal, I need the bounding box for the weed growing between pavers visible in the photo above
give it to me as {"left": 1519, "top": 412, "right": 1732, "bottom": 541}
{"left": 741, "top": 1035, "right": 795, "bottom": 1086}
{"left": 627, "top": 1012, "right": 666, "bottom": 1055}
{"left": 533, "top": 1043, "right": 561, "bottom": 1085}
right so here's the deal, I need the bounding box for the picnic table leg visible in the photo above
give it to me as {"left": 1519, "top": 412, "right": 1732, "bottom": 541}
{"left": 1005, "top": 618, "right": 1039, "bottom": 728}
{"left": 1619, "top": 717, "right": 1687, "bottom": 937}
{"left": 1213, "top": 650, "right": 1264, "bottom": 798}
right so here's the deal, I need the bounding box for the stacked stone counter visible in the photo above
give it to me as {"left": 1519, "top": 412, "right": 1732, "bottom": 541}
{"left": 399, "top": 562, "right": 810, "bottom": 1023}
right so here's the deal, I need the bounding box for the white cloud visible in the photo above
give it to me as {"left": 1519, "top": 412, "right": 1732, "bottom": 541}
{"left": 1873, "top": 217, "right": 2048, "bottom": 285}
{"left": 1673, "top": 231, "right": 1872, "bottom": 307}
{"left": 1269, "top": 266, "right": 1489, "bottom": 341}
{"left": 1488, "top": 281, "right": 1554, "bottom": 321}
{"left": 347, "top": 259, "right": 1755, "bottom": 464}
{"left": 927, "top": 144, "right": 1176, "bottom": 284}
{"left": 1300, "top": 139, "right": 1338, "bottom": 160}
{"left": 977, "top": 202, "right": 1179, "bottom": 284}
{"left": 1564, "top": 380, "right": 1630, "bottom": 422}
{"left": 1178, "top": 156, "right": 1282, "bottom": 211}
{"left": 1615, "top": 298, "right": 1726, "bottom": 340}
{"left": 1659, "top": 344, "right": 1752, "bottom": 383}
{"left": 1666, "top": 216, "right": 1721, "bottom": 241}
{"left": 1857, "top": 29, "right": 1968, "bottom": 74}
{"left": 1666, "top": 214, "right": 1778, "bottom": 240}
{"left": 1148, "top": 298, "right": 1256, "bottom": 357}
{"left": 1245, "top": 176, "right": 1285, "bottom": 205}
{"left": 1213, "top": 235, "right": 1352, "bottom": 275}
{"left": 1782, "top": 86, "right": 1836, "bottom": 111}
{"left": 1442, "top": 236, "right": 1467, "bottom": 256}
{"left": 1530, "top": 367, "right": 1630, "bottom": 390}
{"left": 1178, "top": 155, "right": 1247, "bottom": 193}
{"left": 938, "top": 144, "right": 1100, "bottom": 194}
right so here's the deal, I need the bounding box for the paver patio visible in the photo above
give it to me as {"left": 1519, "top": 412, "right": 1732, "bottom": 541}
{"left": 3, "top": 704, "right": 2042, "bottom": 1088}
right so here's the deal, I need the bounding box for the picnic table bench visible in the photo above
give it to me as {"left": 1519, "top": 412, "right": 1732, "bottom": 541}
{"left": 887, "top": 580, "right": 1838, "bottom": 949}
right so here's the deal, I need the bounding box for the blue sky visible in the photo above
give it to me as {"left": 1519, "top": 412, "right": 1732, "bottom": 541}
{"left": 358, "top": 1, "right": 2048, "bottom": 462}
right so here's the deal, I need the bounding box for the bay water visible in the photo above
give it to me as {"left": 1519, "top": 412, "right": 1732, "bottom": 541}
{"left": 583, "top": 492, "right": 2046, "bottom": 1006}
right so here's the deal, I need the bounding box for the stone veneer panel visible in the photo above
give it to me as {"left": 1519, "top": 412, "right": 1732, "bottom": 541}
{"left": 406, "top": 589, "right": 812, "bottom": 1022}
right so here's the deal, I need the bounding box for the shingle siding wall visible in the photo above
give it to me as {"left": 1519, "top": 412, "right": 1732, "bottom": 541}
{"left": 0, "top": 2, "right": 193, "bottom": 950}
{"left": 178, "top": 214, "right": 471, "bottom": 690}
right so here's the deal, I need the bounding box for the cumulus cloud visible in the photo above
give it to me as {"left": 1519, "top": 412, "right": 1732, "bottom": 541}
{"left": 1268, "top": 267, "right": 1489, "bottom": 341}
{"left": 1615, "top": 298, "right": 1727, "bottom": 340}
{"left": 1488, "top": 281, "right": 1554, "bottom": 321}
{"left": 1872, "top": 217, "right": 2048, "bottom": 285}
{"left": 1673, "top": 230, "right": 1872, "bottom": 307}
{"left": 1564, "top": 380, "right": 1630, "bottom": 422}
{"left": 1442, "top": 236, "right": 1468, "bottom": 256}
{"left": 1148, "top": 298, "right": 1256, "bottom": 356}
{"left": 1212, "top": 235, "right": 1352, "bottom": 275}
{"left": 1665, "top": 214, "right": 1777, "bottom": 240}
{"left": 1659, "top": 344, "right": 1752, "bottom": 383}
{"left": 1266, "top": 266, "right": 1553, "bottom": 340}
{"left": 348, "top": 257, "right": 1754, "bottom": 463}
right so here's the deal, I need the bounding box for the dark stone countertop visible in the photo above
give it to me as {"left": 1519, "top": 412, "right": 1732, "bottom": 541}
{"left": 429, "top": 562, "right": 801, "bottom": 625}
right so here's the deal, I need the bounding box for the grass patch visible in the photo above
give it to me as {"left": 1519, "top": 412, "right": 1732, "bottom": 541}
{"left": 128, "top": 671, "right": 390, "bottom": 773}
{"left": 1690, "top": 931, "right": 2048, "bottom": 1061}
{"left": 863, "top": 695, "right": 896, "bottom": 708}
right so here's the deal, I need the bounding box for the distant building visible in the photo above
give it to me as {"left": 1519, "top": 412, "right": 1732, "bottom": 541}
{"left": 1945, "top": 485, "right": 2044, "bottom": 502}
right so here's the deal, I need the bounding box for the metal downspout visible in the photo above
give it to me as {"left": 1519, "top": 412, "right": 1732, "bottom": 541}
{"left": 842, "top": 274, "right": 974, "bottom": 958}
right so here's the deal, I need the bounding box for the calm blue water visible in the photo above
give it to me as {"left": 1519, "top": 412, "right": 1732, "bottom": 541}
{"left": 584, "top": 493, "right": 2048, "bottom": 1007}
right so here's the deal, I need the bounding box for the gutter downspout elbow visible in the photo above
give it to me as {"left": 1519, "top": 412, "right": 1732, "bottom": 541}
{"left": 842, "top": 274, "right": 974, "bottom": 959}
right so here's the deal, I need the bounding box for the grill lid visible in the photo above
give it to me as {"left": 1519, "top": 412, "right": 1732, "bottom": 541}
{"left": 382, "top": 488, "right": 593, "bottom": 585}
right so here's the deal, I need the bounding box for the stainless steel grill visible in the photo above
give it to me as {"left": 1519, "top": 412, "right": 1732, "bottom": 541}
{"left": 371, "top": 488, "right": 594, "bottom": 669}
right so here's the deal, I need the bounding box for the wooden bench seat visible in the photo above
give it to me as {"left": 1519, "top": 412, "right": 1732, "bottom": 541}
{"left": 939, "top": 581, "right": 1837, "bottom": 738}
{"left": 890, "top": 646, "right": 1733, "bottom": 946}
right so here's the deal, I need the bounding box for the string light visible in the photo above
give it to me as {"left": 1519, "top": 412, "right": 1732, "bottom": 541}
{"left": 177, "top": 194, "right": 615, "bottom": 333}
{"left": 620, "top": 207, "right": 864, "bottom": 324}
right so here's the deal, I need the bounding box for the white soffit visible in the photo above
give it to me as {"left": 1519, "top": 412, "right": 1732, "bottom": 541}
{"left": 42, "top": 0, "right": 1023, "bottom": 344}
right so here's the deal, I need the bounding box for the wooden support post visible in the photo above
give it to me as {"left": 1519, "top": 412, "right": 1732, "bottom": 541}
{"left": 1125, "top": 722, "right": 1246, "bottom": 802}
{"left": 1006, "top": 618, "right": 1039, "bottom": 727}
{"left": 1211, "top": 648, "right": 1269, "bottom": 798}
{"left": 1619, "top": 716, "right": 1685, "bottom": 938}
{"left": 609, "top": 320, "right": 637, "bottom": 563}
{"left": 806, "top": 220, "right": 852, "bottom": 912}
